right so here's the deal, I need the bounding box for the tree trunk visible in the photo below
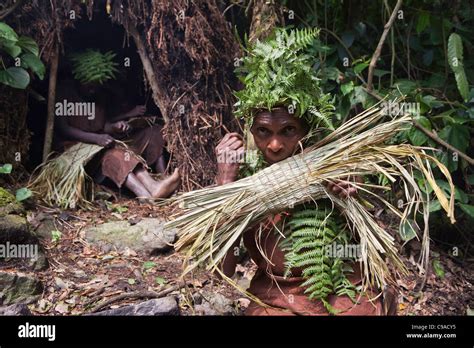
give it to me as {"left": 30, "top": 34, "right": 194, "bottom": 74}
{"left": 42, "top": 44, "right": 59, "bottom": 162}
{"left": 126, "top": 23, "right": 169, "bottom": 123}
{"left": 249, "top": 0, "right": 284, "bottom": 44}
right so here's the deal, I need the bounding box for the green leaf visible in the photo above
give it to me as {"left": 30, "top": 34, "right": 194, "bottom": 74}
{"left": 155, "top": 277, "right": 167, "bottom": 286}
{"left": 435, "top": 180, "right": 468, "bottom": 203}
{"left": 17, "top": 36, "right": 39, "bottom": 56}
{"left": 415, "top": 174, "right": 433, "bottom": 194}
{"left": 0, "top": 67, "right": 30, "bottom": 89}
{"left": 447, "top": 33, "right": 469, "bottom": 101}
{"left": 399, "top": 219, "right": 418, "bottom": 242}
{"left": 340, "top": 81, "right": 354, "bottom": 96}
{"left": 393, "top": 80, "right": 417, "bottom": 94}
{"left": 437, "top": 124, "right": 469, "bottom": 171}
{"left": 429, "top": 200, "right": 441, "bottom": 212}
{"left": 421, "top": 95, "right": 443, "bottom": 109}
{"left": 432, "top": 259, "right": 445, "bottom": 278}
{"left": 51, "top": 230, "right": 62, "bottom": 243}
{"left": 341, "top": 31, "right": 355, "bottom": 48}
{"left": 127, "top": 278, "right": 136, "bottom": 285}
{"left": 438, "top": 124, "right": 469, "bottom": 153}
{"left": 373, "top": 69, "right": 390, "bottom": 78}
{"left": 350, "top": 86, "right": 368, "bottom": 107}
{"left": 113, "top": 205, "right": 128, "bottom": 213}
{"left": 20, "top": 53, "right": 45, "bottom": 80}
{"left": 15, "top": 187, "right": 32, "bottom": 201}
{"left": 416, "top": 12, "right": 430, "bottom": 34}
{"left": 353, "top": 63, "right": 368, "bottom": 75}
{"left": 408, "top": 116, "right": 431, "bottom": 146}
{"left": 459, "top": 204, "right": 474, "bottom": 219}
{"left": 0, "top": 22, "right": 18, "bottom": 44}
{"left": 2, "top": 43, "right": 21, "bottom": 58}
{"left": 448, "top": 33, "right": 463, "bottom": 67}
{"left": 324, "top": 67, "right": 340, "bottom": 81}
{"left": 0, "top": 163, "right": 12, "bottom": 174}
{"left": 407, "top": 127, "right": 428, "bottom": 146}
{"left": 453, "top": 67, "right": 469, "bottom": 101}
{"left": 143, "top": 261, "right": 156, "bottom": 270}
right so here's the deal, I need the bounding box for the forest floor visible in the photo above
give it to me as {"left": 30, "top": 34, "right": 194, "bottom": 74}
{"left": 2, "top": 193, "right": 473, "bottom": 316}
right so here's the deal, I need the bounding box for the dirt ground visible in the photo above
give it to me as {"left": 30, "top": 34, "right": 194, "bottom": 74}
{"left": 2, "top": 195, "right": 472, "bottom": 316}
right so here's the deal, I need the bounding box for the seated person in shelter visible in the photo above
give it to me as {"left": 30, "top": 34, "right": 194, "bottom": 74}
{"left": 215, "top": 29, "right": 397, "bottom": 316}
{"left": 55, "top": 49, "right": 180, "bottom": 199}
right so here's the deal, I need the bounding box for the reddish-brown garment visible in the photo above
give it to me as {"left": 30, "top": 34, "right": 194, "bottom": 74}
{"left": 56, "top": 81, "right": 164, "bottom": 187}
{"left": 100, "top": 125, "right": 164, "bottom": 187}
{"left": 241, "top": 213, "right": 397, "bottom": 316}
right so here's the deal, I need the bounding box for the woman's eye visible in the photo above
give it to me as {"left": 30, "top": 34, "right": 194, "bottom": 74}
{"left": 257, "top": 127, "right": 270, "bottom": 136}
{"left": 283, "top": 126, "right": 296, "bottom": 135}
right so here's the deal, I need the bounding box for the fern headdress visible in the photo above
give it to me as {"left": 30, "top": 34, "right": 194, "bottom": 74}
{"left": 70, "top": 49, "right": 119, "bottom": 85}
{"left": 234, "top": 28, "right": 335, "bottom": 131}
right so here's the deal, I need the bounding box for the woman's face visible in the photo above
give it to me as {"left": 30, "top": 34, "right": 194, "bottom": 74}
{"left": 78, "top": 82, "right": 102, "bottom": 101}
{"left": 251, "top": 107, "right": 308, "bottom": 164}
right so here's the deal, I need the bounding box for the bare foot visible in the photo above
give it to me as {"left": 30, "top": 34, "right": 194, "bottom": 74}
{"left": 150, "top": 168, "right": 181, "bottom": 198}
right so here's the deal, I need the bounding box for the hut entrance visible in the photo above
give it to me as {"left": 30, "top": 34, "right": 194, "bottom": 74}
{"left": 26, "top": 5, "right": 162, "bottom": 170}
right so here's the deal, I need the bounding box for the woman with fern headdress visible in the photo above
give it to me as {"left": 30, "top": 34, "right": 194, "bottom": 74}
{"left": 216, "top": 28, "right": 397, "bottom": 315}
{"left": 55, "top": 49, "right": 181, "bottom": 200}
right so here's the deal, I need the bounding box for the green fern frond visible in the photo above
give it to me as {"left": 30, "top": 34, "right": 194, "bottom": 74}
{"left": 70, "top": 49, "right": 119, "bottom": 85}
{"left": 282, "top": 203, "right": 358, "bottom": 313}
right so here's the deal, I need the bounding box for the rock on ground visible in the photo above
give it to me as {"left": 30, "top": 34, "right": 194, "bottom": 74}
{"left": 0, "top": 303, "right": 32, "bottom": 315}
{"left": 90, "top": 296, "right": 179, "bottom": 316}
{"left": 0, "top": 213, "right": 49, "bottom": 271}
{"left": 0, "top": 214, "right": 31, "bottom": 244}
{"left": 84, "top": 218, "right": 176, "bottom": 255}
{"left": 0, "top": 271, "right": 43, "bottom": 305}
{"left": 0, "top": 187, "right": 24, "bottom": 217}
{"left": 193, "top": 291, "right": 238, "bottom": 315}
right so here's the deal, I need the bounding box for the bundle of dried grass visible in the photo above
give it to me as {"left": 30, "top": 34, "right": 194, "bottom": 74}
{"left": 29, "top": 143, "right": 104, "bottom": 209}
{"left": 164, "top": 102, "right": 455, "bottom": 291}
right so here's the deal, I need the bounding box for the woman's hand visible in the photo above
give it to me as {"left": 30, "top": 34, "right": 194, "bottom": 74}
{"left": 327, "top": 176, "right": 363, "bottom": 199}
{"left": 127, "top": 105, "right": 147, "bottom": 118}
{"left": 111, "top": 121, "right": 131, "bottom": 134}
{"left": 215, "top": 132, "right": 245, "bottom": 185}
{"left": 94, "top": 134, "right": 115, "bottom": 147}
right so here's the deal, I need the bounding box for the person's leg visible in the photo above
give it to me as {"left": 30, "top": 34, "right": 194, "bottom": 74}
{"left": 123, "top": 172, "right": 152, "bottom": 198}
{"left": 155, "top": 155, "right": 166, "bottom": 174}
{"left": 134, "top": 167, "right": 180, "bottom": 198}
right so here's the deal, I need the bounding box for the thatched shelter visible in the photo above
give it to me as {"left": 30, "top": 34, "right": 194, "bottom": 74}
{"left": 1, "top": 0, "right": 242, "bottom": 189}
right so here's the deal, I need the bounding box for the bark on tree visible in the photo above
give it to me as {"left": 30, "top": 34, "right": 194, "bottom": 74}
{"left": 248, "top": 0, "right": 284, "bottom": 43}
{"left": 42, "top": 44, "right": 59, "bottom": 162}
{"left": 126, "top": 23, "right": 169, "bottom": 123}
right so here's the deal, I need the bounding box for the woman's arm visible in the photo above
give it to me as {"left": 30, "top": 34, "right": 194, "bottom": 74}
{"left": 57, "top": 118, "right": 114, "bottom": 147}
{"left": 215, "top": 132, "right": 245, "bottom": 277}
